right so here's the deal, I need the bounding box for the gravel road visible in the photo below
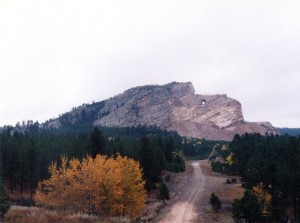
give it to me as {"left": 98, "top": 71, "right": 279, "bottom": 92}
{"left": 158, "top": 161, "right": 206, "bottom": 223}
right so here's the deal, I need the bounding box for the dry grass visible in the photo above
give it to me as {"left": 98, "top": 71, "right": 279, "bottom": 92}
{"left": 4, "top": 206, "right": 130, "bottom": 223}
{"left": 217, "top": 184, "right": 244, "bottom": 204}
{"left": 140, "top": 201, "right": 164, "bottom": 222}
{"left": 200, "top": 160, "right": 244, "bottom": 223}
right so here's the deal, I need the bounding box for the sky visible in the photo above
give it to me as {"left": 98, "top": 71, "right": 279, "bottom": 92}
{"left": 0, "top": 0, "right": 300, "bottom": 128}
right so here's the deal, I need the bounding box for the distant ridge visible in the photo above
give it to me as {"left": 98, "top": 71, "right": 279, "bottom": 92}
{"left": 279, "top": 128, "right": 300, "bottom": 136}
{"left": 44, "top": 82, "right": 279, "bottom": 141}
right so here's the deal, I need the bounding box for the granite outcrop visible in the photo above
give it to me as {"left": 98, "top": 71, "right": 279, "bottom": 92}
{"left": 46, "top": 82, "right": 279, "bottom": 141}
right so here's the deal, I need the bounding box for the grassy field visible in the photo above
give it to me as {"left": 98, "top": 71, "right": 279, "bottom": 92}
{"left": 3, "top": 206, "right": 131, "bottom": 223}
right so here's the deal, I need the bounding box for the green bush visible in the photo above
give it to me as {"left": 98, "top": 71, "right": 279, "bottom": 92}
{"left": 211, "top": 162, "right": 223, "bottom": 173}
{"left": 157, "top": 183, "right": 170, "bottom": 203}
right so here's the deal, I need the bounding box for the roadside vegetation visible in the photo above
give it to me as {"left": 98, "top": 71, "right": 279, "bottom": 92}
{"left": 157, "top": 182, "right": 170, "bottom": 204}
{"left": 210, "top": 192, "right": 222, "bottom": 212}
{"left": 4, "top": 205, "right": 130, "bottom": 223}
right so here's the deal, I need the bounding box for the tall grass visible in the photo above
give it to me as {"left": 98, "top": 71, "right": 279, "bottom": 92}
{"left": 4, "top": 206, "right": 130, "bottom": 223}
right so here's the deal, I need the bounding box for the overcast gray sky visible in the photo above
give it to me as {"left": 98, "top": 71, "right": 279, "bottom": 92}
{"left": 1, "top": 0, "right": 300, "bottom": 128}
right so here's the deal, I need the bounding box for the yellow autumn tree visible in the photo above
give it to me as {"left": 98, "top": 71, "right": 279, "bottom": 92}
{"left": 35, "top": 154, "right": 146, "bottom": 218}
{"left": 226, "top": 152, "right": 235, "bottom": 166}
{"left": 35, "top": 155, "right": 72, "bottom": 211}
{"left": 66, "top": 157, "right": 100, "bottom": 213}
{"left": 117, "top": 155, "right": 146, "bottom": 217}
{"left": 74, "top": 155, "right": 108, "bottom": 214}
{"left": 252, "top": 182, "right": 272, "bottom": 214}
{"left": 99, "top": 157, "right": 123, "bottom": 216}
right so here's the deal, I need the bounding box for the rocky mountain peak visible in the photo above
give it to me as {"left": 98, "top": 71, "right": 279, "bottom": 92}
{"left": 45, "top": 82, "right": 279, "bottom": 141}
{"left": 166, "top": 82, "right": 195, "bottom": 97}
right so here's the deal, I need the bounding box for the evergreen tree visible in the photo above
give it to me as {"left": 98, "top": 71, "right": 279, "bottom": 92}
{"left": 157, "top": 182, "right": 170, "bottom": 204}
{"left": 89, "top": 127, "right": 106, "bottom": 158}
{"left": 210, "top": 192, "right": 222, "bottom": 212}
{"left": 139, "top": 136, "right": 156, "bottom": 194}
{"left": 0, "top": 178, "right": 9, "bottom": 218}
{"left": 174, "top": 153, "right": 186, "bottom": 172}
{"left": 26, "top": 138, "right": 38, "bottom": 203}
{"left": 232, "top": 190, "right": 262, "bottom": 223}
{"left": 0, "top": 135, "right": 9, "bottom": 218}
{"left": 164, "top": 137, "right": 174, "bottom": 163}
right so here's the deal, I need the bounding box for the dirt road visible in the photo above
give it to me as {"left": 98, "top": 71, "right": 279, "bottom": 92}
{"left": 156, "top": 160, "right": 242, "bottom": 223}
{"left": 158, "top": 161, "right": 206, "bottom": 223}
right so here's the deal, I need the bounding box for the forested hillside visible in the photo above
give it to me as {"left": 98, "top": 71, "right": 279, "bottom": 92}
{"left": 0, "top": 121, "right": 214, "bottom": 209}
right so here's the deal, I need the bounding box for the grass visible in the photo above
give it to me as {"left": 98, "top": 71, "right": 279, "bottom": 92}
{"left": 4, "top": 205, "right": 130, "bottom": 223}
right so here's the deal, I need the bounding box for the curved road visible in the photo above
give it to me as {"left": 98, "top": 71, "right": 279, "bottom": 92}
{"left": 158, "top": 161, "right": 206, "bottom": 223}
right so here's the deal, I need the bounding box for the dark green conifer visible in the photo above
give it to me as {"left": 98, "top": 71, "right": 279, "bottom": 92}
{"left": 157, "top": 182, "right": 170, "bottom": 203}
{"left": 0, "top": 179, "right": 9, "bottom": 218}
{"left": 210, "top": 192, "right": 222, "bottom": 212}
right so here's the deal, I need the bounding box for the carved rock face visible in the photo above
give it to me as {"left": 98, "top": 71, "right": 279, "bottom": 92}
{"left": 45, "top": 82, "right": 279, "bottom": 141}
{"left": 92, "top": 82, "right": 279, "bottom": 141}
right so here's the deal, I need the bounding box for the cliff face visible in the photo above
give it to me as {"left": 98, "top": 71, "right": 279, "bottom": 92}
{"left": 46, "top": 82, "right": 279, "bottom": 141}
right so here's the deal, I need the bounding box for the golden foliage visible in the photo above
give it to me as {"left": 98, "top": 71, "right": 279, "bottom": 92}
{"left": 252, "top": 182, "right": 272, "bottom": 212}
{"left": 116, "top": 156, "right": 146, "bottom": 217}
{"left": 35, "top": 155, "right": 146, "bottom": 218}
{"left": 226, "top": 152, "right": 235, "bottom": 166}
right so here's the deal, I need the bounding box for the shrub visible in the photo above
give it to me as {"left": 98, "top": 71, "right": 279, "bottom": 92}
{"left": 157, "top": 183, "right": 170, "bottom": 204}
{"left": 209, "top": 193, "right": 222, "bottom": 212}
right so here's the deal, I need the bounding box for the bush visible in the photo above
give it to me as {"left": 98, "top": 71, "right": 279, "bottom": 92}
{"left": 166, "top": 154, "right": 186, "bottom": 173}
{"left": 157, "top": 183, "right": 170, "bottom": 204}
{"left": 211, "top": 162, "right": 223, "bottom": 173}
{"left": 210, "top": 193, "right": 222, "bottom": 212}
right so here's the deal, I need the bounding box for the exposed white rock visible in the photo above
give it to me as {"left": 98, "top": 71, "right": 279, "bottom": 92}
{"left": 93, "top": 82, "right": 279, "bottom": 140}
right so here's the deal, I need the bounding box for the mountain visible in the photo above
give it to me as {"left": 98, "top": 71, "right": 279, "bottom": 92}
{"left": 44, "top": 82, "right": 279, "bottom": 141}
